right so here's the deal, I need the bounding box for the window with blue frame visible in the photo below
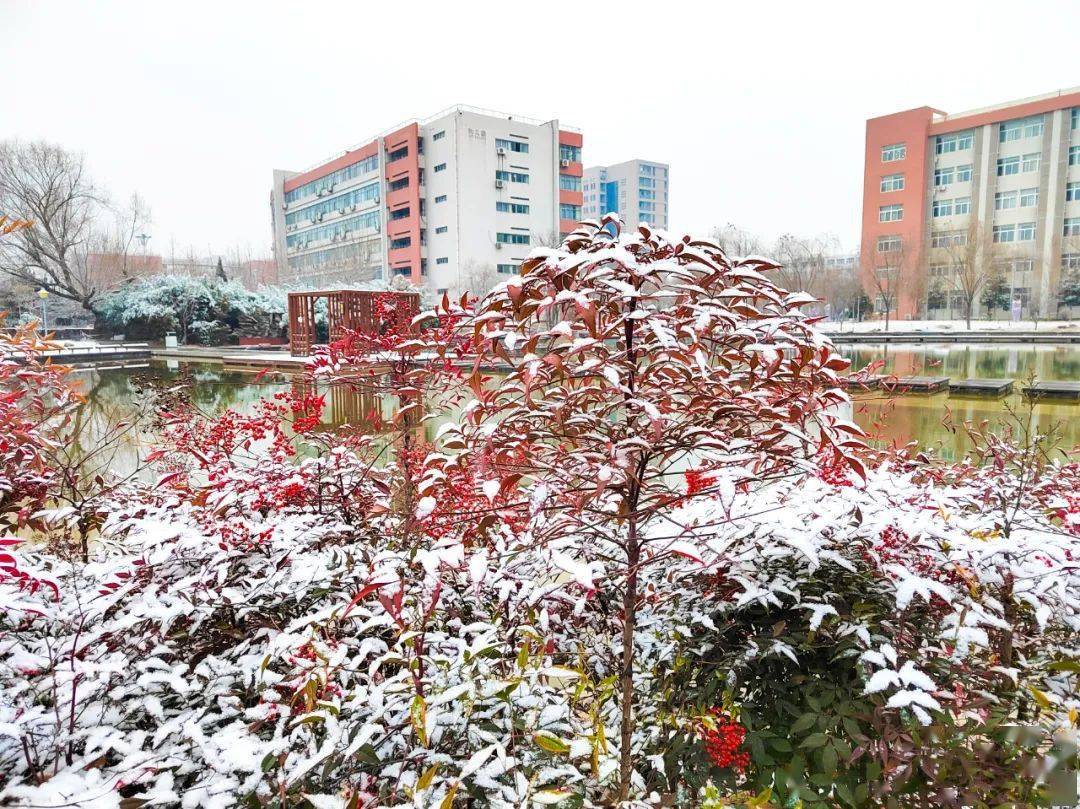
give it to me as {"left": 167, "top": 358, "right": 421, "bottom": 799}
{"left": 286, "top": 210, "right": 380, "bottom": 248}
{"left": 434, "top": 163, "right": 446, "bottom": 172}
{"left": 388, "top": 177, "right": 409, "bottom": 191}
{"left": 496, "top": 170, "right": 529, "bottom": 183}
{"left": 283, "top": 154, "right": 379, "bottom": 204}
{"left": 388, "top": 146, "right": 409, "bottom": 162}
{"left": 560, "top": 204, "right": 581, "bottom": 220}
{"left": 285, "top": 181, "right": 380, "bottom": 226}
{"left": 390, "top": 236, "right": 412, "bottom": 249}
{"left": 497, "top": 263, "right": 518, "bottom": 274}
{"left": 496, "top": 201, "right": 529, "bottom": 214}
{"left": 496, "top": 232, "right": 530, "bottom": 244}
{"left": 559, "top": 144, "right": 581, "bottom": 163}
{"left": 559, "top": 175, "right": 582, "bottom": 191}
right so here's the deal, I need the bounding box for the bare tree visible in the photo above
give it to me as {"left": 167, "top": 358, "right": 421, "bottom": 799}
{"left": 866, "top": 238, "right": 912, "bottom": 332}
{"left": 710, "top": 222, "right": 766, "bottom": 258}
{"left": 0, "top": 140, "right": 149, "bottom": 314}
{"left": 937, "top": 220, "right": 992, "bottom": 329}
{"left": 771, "top": 232, "right": 838, "bottom": 299}
{"left": 457, "top": 259, "right": 504, "bottom": 299}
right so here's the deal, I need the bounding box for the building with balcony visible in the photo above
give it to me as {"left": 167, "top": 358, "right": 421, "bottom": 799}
{"left": 270, "top": 105, "right": 583, "bottom": 297}
{"left": 582, "top": 159, "right": 670, "bottom": 230}
{"left": 860, "top": 87, "right": 1080, "bottom": 320}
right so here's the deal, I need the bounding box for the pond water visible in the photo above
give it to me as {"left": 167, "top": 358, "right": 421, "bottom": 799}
{"left": 65, "top": 344, "right": 1079, "bottom": 475}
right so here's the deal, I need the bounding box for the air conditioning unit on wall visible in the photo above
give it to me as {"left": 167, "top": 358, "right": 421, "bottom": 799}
{"left": 495, "top": 179, "right": 504, "bottom": 189}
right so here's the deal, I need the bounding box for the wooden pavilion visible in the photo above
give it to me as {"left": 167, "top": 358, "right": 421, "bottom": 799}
{"left": 287, "top": 289, "right": 420, "bottom": 357}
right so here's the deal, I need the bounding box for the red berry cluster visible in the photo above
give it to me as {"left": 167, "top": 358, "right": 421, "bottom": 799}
{"left": 700, "top": 709, "right": 750, "bottom": 772}
{"left": 816, "top": 450, "right": 854, "bottom": 487}
{"left": 865, "top": 526, "right": 968, "bottom": 591}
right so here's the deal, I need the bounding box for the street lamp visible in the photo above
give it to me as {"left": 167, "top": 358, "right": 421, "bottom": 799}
{"left": 36, "top": 288, "right": 48, "bottom": 332}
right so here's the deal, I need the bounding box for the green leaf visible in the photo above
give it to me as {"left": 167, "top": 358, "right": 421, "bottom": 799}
{"left": 791, "top": 713, "right": 818, "bottom": 735}
{"left": 533, "top": 731, "right": 571, "bottom": 755}
{"left": 800, "top": 733, "right": 829, "bottom": 749}
{"left": 822, "top": 743, "right": 838, "bottom": 773}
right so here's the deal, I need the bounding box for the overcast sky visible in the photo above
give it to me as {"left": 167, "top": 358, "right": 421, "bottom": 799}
{"left": 4, "top": 0, "right": 1079, "bottom": 258}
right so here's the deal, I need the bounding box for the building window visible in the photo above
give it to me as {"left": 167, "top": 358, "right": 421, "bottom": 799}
{"left": 992, "top": 224, "right": 1016, "bottom": 243}
{"left": 1017, "top": 222, "right": 1036, "bottom": 241}
{"left": 434, "top": 163, "right": 446, "bottom": 173}
{"left": 878, "top": 204, "right": 903, "bottom": 222}
{"left": 1072, "top": 146, "right": 1080, "bottom": 166}
{"left": 496, "top": 201, "right": 529, "bottom": 214}
{"left": 1062, "top": 253, "right": 1080, "bottom": 270}
{"left": 435, "top": 257, "right": 448, "bottom": 265}
{"left": 1020, "top": 187, "right": 1039, "bottom": 207}
{"left": 282, "top": 154, "right": 379, "bottom": 204}
{"left": 497, "top": 263, "right": 518, "bottom": 275}
{"left": 388, "top": 146, "right": 409, "bottom": 162}
{"left": 435, "top": 195, "right": 447, "bottom": 203}
{"left": 1066, "top": 182, "right": 1080, "bottom": 203}
{"left": 495, "top": 170, "right": 529, "bottom": 183}
{"left": 1073, "top": 108, "right": 1080, "bottom": 130}
{"left": 936, "top": 132, "right": 973, "bottom": 153}
{"left": 388, "top": 177, "right": 409, "bottom": 191}
{"left": 1000, "top": 115, "right": 1044, "bottom": 142}
{"left": 954, "top": 164, "right": 972, "bottom": 183}
{"left": 435, "top": 225, "right": 448, "bottom": 234}
{"left": 284, "top": 180, "right": 381, "bottom": 227}
{"left": 559, "top": 175, "right": 582, "bottom": 192}
{"left": 954, "top": 197, "right": 970, "bottom": 215}
{"left": 393, "top": 266, "right": 411, "bottom": 277}
{"left": 881, "top": 143, "right": 905, "bottom": 162}
{"left": 561, "top": 204, "right": 582, "bottom": 219}
{"left": 880, "top": 173, "right": 904, "bottom": 192}
{"left": 390, "top": 237, "right": 412, "bottom": 249}
{"left": 934, "top": 166, "right": 954, "bottom": 187}
{"left": 877, "top": 235, "right": 901, "bottom": 252}
{"left": 1021, "top": 152, "right": 1041, "bottom": 173}
{"left": 559, "top": 144, "right": 581, "bottom": 163}
{"left": 389, "top": 207, "right": 410, "bottom": 220}
{"left": 432, "top": 131, "right": 445, "bottom": 141}
{"left": 495, "top": 138, "right": 528, "bottom": 153}
{"left": 997, "top": 155, "right": 1020, "bottom": 176}
{"left": 995, "top": 191, "right": 1018, "bottom": 210}
{"left": 932, "top": 199, "right": 953, "bottom": 217}
{"left": 496, "top": 232, "right": 530, "bottom": 244}
{"left": 1065, "top": 217, "right": 1080, "bottom": 237}
{"left": 931, "top": 231, "right": 966, "bottom": 248}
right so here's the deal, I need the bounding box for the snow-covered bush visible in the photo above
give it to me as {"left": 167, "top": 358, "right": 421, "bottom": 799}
{"left": 0, "top": 219, "right": 1077, "bottom": 807}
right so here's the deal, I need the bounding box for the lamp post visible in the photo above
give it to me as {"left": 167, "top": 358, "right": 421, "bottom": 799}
{"left": 37, "top": 288, "right": 48, "bottom": 332}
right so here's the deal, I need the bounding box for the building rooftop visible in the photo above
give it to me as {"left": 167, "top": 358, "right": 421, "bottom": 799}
{"left": 932, "top": 85, "right": 1080, "bottom": 124}
{"left": 292, "top": 104, "right": 579, "bottom": 175}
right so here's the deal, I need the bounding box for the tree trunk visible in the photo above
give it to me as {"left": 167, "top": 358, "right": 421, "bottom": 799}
{"left": 617, "top": 516, "right": 640, "bottom": 802}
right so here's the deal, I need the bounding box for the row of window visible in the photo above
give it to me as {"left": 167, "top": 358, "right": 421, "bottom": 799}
{"left": 936, "top": 132, "right": 973, "bottom": 154}
{"left": 935, "top": 164, "right": 974, "bottom": 186}
{"left": 559, "top": 175, "right": 582, "bottom": 191}
{"left": 997, "top": 153, "right": 1041, "bottom": 175}
{"left": 286, "top": 210, "right": 380, "bottom": 248}
{"left": 559, "top": 144, "right": 581, "bottom": 163}
{"left": 284, "top": 154, "right": 379, "bottom": 204}
{"left": 992, "top": 222, "right": 1037, "bottom": 243}
{"left": 284, "top": 181, "right": 380, "bottom": 227}
{"left": 496, "top": 170, "right": 529, "bottom": 183}
{"left": 286, "top": 241, "right": 382, "bottom": 275}
{"left": 1000, "top": 115, "right": 1044, "bottom": 143}
{"left": 497, "top": 232, "right": 530, "bottom": 244}
{"left": 882, "top": 108, "right": 1080, "bottom": 166}
{"left": 496, "top": 201, "right": 529, "bottom": 214}
{"left": 932, "top": 197, "right": 970, "bottom": 217}
{"left": 495, "top": 138, "right": 528, "bottom": 153}
{"left": 387, "top": 145, "right": 409, "bottom": 162}
{"left": 996, "top": 188, "right": 1039, "bottom": 209}
{"left": 881, "top": 173, "right": 904, "bottom": 192}
{"left": 879, "top": 204, "right": 903, "bottom": 223}
{"left": 560, "top": 204, "right": 581, "bottom": 220}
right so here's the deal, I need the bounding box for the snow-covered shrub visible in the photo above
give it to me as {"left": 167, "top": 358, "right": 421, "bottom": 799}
{"left": 0, "top": 219, "right": 1077, "bottom": 807}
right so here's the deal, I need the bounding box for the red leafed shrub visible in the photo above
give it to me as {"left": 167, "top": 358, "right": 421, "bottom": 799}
{"left": 422, "top": 215, "right": 865, "bottom": 798}
{"left": 0, "top": 321, "right": 72, "bottom": 603}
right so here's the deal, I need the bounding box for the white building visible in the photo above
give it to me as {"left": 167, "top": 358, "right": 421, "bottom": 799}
{"left": 582, "top": 159, "right": 670, "bottom": 230}
{"left": 271, "top": 105, "right": 584, "bottom": 298}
